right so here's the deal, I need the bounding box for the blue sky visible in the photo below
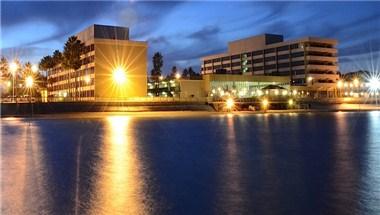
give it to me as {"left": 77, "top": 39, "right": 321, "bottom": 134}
{"left": 1, "top": 1, "right": 380, "bottom": 74}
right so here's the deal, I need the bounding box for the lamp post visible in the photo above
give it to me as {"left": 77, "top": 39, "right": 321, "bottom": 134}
{"left": 25, "top": 76, "right": 34, "bottom": 116}
{"left": 9, "top": 61, "right": 18, "bottom": 102}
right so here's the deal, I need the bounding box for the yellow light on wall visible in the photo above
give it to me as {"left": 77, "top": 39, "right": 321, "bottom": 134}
{"left": 85, "top": 76, "right": 91, "bottom": 84}
{"left": 25, "top": 76, "right": 34, "bottom": 88}
{"left": 113, "top": 67, "right": 126, "bottom": 85}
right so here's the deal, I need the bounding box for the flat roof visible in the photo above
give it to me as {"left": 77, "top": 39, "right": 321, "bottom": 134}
{"left": 201, "top": 35, "right": 338, "bottom": 60}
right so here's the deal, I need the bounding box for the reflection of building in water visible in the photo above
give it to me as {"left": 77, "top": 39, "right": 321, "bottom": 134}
{"left": 88, "top": 116, "right": 150, "bottom": 214}
{"left": 47, "top": 24, "right": 147, "bottom": 101}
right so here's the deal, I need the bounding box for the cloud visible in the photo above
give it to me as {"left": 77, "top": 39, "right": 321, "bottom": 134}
{"left": 188, "top": 26, "right": 220, "bottom": 41}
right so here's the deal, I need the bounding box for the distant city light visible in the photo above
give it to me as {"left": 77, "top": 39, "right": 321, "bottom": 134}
{"left": 113, "top": 67, "right": 126, "bottom": 85}
{"left": 25, "top": 76, "right": 34, "bottom": 88}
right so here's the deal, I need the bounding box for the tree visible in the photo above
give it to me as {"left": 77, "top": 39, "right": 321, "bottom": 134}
{"left": 0, "top": 57, "right": 9, "bottom": 78}
{"left": 150, "top": 52, "right": 163, "bottom": 80}
{"left": 188, "top": 67, "right": 201, "bottom": 80}
{"left": 182, "top": 68, "right": 189, "bottom": 79}
{"left": 39, "top": 56, "right": 54, "bottom": 72}
{"left": 63, "top": 36, "right": 85, "bottom": 99}
{"left": 169, "top": 66, "right": 178, "bottom": 79}
{"left": 52, "top": 50, "right": 63, "bottom": 66}
{"left": 23, "top": 62, "right": 33, "bottom": 77}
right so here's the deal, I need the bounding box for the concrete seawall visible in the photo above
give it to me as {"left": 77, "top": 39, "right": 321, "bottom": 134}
{"left": 1, "top": 102, "right": 214, "bottom": 116}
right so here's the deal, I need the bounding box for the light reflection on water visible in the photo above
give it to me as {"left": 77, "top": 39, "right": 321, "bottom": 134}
{"left": 1, "top": 112, "right": 380, "bottom": 215}
{"left": 87, "top": 116, "right": 151, "bottom": 214}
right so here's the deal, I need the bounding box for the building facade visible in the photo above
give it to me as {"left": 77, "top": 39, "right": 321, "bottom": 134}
{"left": 201, "top": 34, "right": 339, "bottom": 97}
{"left": 48, "top": 24, "right": 147, "bottom": 101}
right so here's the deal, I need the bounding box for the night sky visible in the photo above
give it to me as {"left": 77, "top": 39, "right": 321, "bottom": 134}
{"left": 1, "top": 1, "right": 380, "bottom": 74}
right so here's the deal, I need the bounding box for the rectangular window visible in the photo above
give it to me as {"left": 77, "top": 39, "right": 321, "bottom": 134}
{"left": 265, "top": 48, "right": 275, "bottom": 54}
{"left": 265, "top": 64, "right": 276, "bottom": 70}
{"left": 222, "top": 56, "right": 230, "bottom": 61}
{"left": 231, "top": 54, "right": 240, "bottom": 60}
{"left": 277, "top": 46, "right": 289, "bottom": 51}
{"left": 278, "top": 63, "right": 290, "bottom": 68}
{"left": 290, "top": 44, "right": 299, "bottom": 49}
{"left": 291, "top": 61, "right": 304, "bottom": 66}
{"left": 291, "top": 52, "right": 304, "bottom": 58}
{"left": 265, "top": 56, "right": 276, "bottom": 62}
{"left": 277, "top": 54, "right": 289, "bottom": 60}
{"left": 252, "top": 50, "right": 263, "bottom": 56}
{"left": 231, "top": 62, "right": 241, "bottom": 67}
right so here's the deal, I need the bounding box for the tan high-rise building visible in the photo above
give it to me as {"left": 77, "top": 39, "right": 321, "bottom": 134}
{"left": 201, "top": 34, "right": 339, "bottom": 97}
{"left": 47, "top": 24, "right": 147, "bottom": 101}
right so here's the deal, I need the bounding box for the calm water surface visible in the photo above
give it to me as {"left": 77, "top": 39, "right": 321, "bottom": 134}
{"left": 1, "top": 112, "right": 380, "bottom": 215}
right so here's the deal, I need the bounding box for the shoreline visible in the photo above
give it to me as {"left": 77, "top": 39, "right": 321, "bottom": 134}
{"left": 2, "top": 108, "right": 380, "bottom": 120}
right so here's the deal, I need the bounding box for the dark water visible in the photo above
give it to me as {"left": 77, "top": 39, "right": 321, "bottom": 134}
{"left": 1, "top": 112, "right": 380, "bottom": 215}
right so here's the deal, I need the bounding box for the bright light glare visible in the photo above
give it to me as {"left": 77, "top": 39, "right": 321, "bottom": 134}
{"left": 10, "top": 61, "right": 18, "bottom": 73}
{"left": 262, "top": 99, "right": 269, "bottom": 108}
{"left": 25, "top": 76, "right": 34, "bottom": 88}
{"left": 353, "top": 78, "right": 359, "bottom": 86}
{"left": 113, "top": 67, "right": 126, "bottom": 85}
{"left": 337, "top": 80, "right": 343, "bottom": 89}
{"left": 368, "top": 77, "right": 380, "bottom": 91}
{"left": 288, "top": 99, "right": 294, "bottom": 106}
{"left": 175, "top": 73, "right": 181, "bottom": 79}
{"left": 31, "top": 64, "right": 38, "bottom": 73}
{"left": 226, "top": 98, "right": 235, "bottom": 110}
{"left": 85, "top": 76, "right": 91, "bottom": 84}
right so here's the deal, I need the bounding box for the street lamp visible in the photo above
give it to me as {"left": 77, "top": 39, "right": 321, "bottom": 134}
{"left": 31, "top": 64, "right": 39, "bottom": 73}
{"left": 25, "top": 76, "right": 34, "bottom": 88}
{"left": 9, "top": 61, "right": 18, "bottom": 102}
{"left": 262, "top": 98, "right": 269, "bottom": 111}
{"left": 25, "top": 75, "right": 35, "bottom": 116}
{"left": 225, "top": 97, "right": 235, "bottom": 111}
{"left": 175, "top": 73, "right": 181, "bottom": 80}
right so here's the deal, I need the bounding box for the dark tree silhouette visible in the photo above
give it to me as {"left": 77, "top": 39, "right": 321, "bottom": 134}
{"left": 150, "top": 52, "right": 163, "bottom": 80}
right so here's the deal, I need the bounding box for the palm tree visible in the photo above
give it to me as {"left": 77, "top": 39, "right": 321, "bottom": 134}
{"left": 0, "top": 57, "right": 9, "bottom": 78}
{"left": 39, "top": 55, "right": 55, "bottom": 95}
{"left": 63, "top": 36, "right": 84, "bottom": 100}
{"left": 52, "top": 50, "right": 63, "bottom": 66}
